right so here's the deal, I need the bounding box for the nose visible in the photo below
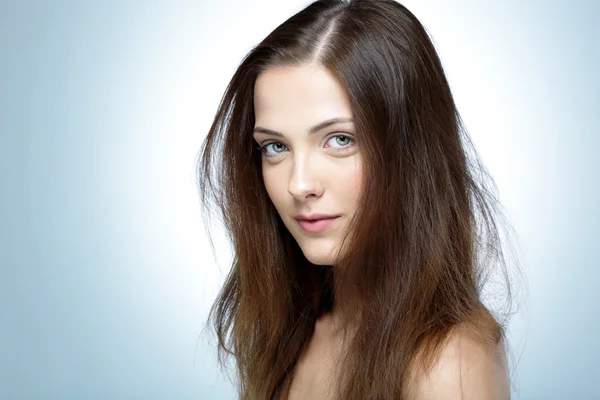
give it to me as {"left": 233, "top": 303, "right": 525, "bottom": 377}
{"left": 287, "top": 154, "right": 324, "bottom": 200}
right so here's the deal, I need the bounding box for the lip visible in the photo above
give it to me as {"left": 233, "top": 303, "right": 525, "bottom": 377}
{"left": 294, "top": 213, "right": 340, "bottom": 221}
{"left": 296, "top": 216, "right": 340, "bottom": 233}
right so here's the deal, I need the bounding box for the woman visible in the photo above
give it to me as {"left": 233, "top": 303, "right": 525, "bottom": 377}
{"left": 198, "top": 0, "right": 518, "bottom": 398}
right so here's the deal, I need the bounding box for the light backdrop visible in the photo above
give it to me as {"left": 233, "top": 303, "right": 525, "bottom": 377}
{"left": 1, "top": 1, "right": 598, "bottom": 399}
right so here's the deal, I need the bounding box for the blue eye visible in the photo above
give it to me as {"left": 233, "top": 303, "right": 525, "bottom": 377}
{"left": 261, "top": 142, "right": 287, "bottom": 155}
{"left": 257, "top": 134, "right": 355, "bottom": 158}
{"left": 327, "top": 135, "right": 353, "bottom": 149}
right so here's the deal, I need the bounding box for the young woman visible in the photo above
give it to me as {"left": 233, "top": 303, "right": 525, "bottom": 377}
{"left": 198, "top": 0, "right": 518, "bottom": 398}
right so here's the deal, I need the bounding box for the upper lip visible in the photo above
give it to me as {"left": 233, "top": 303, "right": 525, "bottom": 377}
{"left": 294, "top": 213, "right": 340, "bottom": 221}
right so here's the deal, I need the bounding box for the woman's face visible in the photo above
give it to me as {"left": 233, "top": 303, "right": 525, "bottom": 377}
{"left": 253, "top": 64, "right": 363, "bottom": 265}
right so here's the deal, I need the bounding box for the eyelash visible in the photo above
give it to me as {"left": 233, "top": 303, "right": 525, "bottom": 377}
{"left": 256, "top": 134, "right": 356, "bottom": 158}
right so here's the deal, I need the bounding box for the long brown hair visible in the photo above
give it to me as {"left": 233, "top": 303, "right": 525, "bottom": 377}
{"left": 198, "top": 0, "right": 521, "bottom": 398}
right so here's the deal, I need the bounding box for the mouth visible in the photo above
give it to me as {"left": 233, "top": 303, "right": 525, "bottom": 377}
{"left": 295, "top": 216, "right": 340, "bottom": 233}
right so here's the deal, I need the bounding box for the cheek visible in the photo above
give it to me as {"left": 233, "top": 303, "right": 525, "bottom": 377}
{"left": 262, "top": 156, "right": 363, "bottom": 207}
{"left": 343, "top": 157, "right": 363, "bottom": 202}
{"left": 262, "top": 168, "right": 285, "bottom": 208}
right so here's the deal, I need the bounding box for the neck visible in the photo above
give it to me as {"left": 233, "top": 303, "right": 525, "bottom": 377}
{"left": 310, "top": 264, "right": 361, "bottom": 337}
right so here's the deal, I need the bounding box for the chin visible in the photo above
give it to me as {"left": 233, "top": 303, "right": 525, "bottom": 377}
{"left": 305, "top": 254, "right": 334, "bottom": 266}
{"left": 297, "top": 239, "right": 339, "bottom": 266}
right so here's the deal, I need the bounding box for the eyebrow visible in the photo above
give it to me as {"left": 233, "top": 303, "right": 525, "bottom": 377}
{"left": 253, "top": 117, "right": 354, "bottom": 138}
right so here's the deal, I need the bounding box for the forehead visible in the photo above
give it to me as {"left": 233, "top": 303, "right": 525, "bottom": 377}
{"left": 253, "top": 64, "right": 353, "bottom": 126}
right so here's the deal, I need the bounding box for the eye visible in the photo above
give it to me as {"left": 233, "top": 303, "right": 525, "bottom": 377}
{"left": 258, "top": 141, "right": 287, "bottom": 156}
{"left": 326, "top": 134, "right": 354, "bottom": 150}
{"left": 256, "top": 134, "right": 356, "bottom": 158}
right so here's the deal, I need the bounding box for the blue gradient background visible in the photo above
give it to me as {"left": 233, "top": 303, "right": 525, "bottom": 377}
{"left": 1, "top": 1, "right": 598, "bottom": 399}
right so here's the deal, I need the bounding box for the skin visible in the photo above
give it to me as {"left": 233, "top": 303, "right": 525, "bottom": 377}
{"left": 252, "top": 63, "right": 363, "bottom": 267}
{"left": 252, "top": 63, "right": 509, "bottom": 399}
{"left": 405, "top": 325, "right": 511, "bottom": 399}
{"left": 253, "top": 65, "right": 360, "bottom": 390}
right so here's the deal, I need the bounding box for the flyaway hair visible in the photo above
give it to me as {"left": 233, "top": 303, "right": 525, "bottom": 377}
{"left": 197, "top": 0, "right": 523, "bottom": 398}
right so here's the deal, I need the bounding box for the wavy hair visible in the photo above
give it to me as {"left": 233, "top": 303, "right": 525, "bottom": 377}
{"left": 198, "top": 0, "right": 521, "bottom": 398}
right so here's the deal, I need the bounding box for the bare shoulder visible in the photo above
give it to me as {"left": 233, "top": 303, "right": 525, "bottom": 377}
{"left": 404, "top": 324, "right": 510, "bottom": 400}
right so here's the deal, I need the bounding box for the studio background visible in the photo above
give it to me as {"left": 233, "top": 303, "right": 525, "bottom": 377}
{"left": 1, "top": 0, "right": 598, "bottom": 399}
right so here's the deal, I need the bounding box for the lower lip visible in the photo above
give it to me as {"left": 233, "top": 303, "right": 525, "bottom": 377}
{"left": 296, "top": 216, "right": 340, "bottom": 233}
